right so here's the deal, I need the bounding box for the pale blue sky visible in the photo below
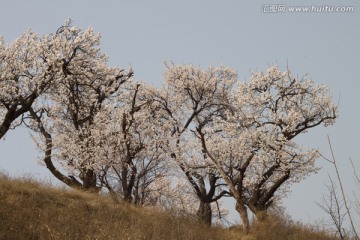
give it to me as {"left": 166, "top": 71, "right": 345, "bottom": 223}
{"left": 0, "top": 0, "right": 359, "bottom": 228}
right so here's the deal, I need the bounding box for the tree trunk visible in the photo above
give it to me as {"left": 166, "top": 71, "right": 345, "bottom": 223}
{"left": 247, "top": 203, "right": 268, "bottom": 222}
{"left": 197, "top": 201, "right": 212, "bottom": 226}
{"left": 254, "top": 210, "right": 268, "bottom": 222}
{"left": 29, "top": 108, "right": 87, "bottom": 190}
{"left": 0, "top": 107, "right": 20, "bottom": 140}
{"left": 236, "top": 201, "right": 250, "bottom": 234}
{"left": 0, "top": 92, "right": 38, "bottom": 140}
{"left": 80, "top": 169, "right": 98, "bottom": 191}
{"left": 0, "top": 119, "right": 12, "bottom": 140}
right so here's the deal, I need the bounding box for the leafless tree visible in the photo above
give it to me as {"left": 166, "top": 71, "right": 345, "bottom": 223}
{"left": 321, "top": 137, "right": 359, "bottom": 240}
{"left": 317, "top": 177, "right": 347, "bottom": 239}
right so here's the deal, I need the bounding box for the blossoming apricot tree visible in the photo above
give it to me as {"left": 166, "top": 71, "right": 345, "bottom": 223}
{"left": 197, "top": 66, "right": 338, "bottom": 232}
{"left": 28, "top": 20, "right": 133, "bottom": 191}
{"left": 146, "top": 62, "right": 237, "bottom": 225}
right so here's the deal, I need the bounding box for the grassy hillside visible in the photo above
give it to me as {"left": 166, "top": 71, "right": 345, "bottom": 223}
{"left": 0, "top": 176, "right": 336, "bottom": 240}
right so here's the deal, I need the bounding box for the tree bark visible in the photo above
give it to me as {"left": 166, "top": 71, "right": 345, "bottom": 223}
{"left": 254, "top": 210, "right": 268, "bottom": 222}
{"left": 80, "top": 169, "right": 98, "bottom": 191}
{"left": 0, "top": 115, "right": 13, "bottom": 140}
{"left": 247, "top": 202, "right": 269, "bottom": 222}
{"left": 197, "top": 201, "right": 212, "bottom": 226}
{"left": 236, "top": 201, "right": 250, "bottom": 234}
{"left": 0, "top": 93, "right": 38, "bottom": 140}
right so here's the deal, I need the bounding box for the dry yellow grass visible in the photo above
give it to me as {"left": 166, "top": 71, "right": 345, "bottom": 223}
{"left": 0, "top": 175, "right": 337, "bottom": 240}
{"left": 245, "top": 215, "right": 337, "bottom": 240}
{"left": 0, "top": 177, "right": 240, "bottom": 240}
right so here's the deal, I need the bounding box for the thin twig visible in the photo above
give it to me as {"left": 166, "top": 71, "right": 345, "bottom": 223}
{"left": 349, "top": 158, "right": 360, "bottom": 185}
{"left": 318, "top": 149, "right": 334, "bottom": 164}
{"left": 349, "top": 158, "right": 360, "bottom": 217}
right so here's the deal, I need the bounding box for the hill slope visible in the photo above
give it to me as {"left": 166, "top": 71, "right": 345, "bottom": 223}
{"left": 0, "top": 177, "right": 335, "bottom": 240}
{"left": 0, "top": 177, "right": 239, "bottom": 240}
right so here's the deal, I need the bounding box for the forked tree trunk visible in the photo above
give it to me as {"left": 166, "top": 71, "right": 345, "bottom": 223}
{"left": 197, "top": 201, "right": 212, "bottom": 226}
